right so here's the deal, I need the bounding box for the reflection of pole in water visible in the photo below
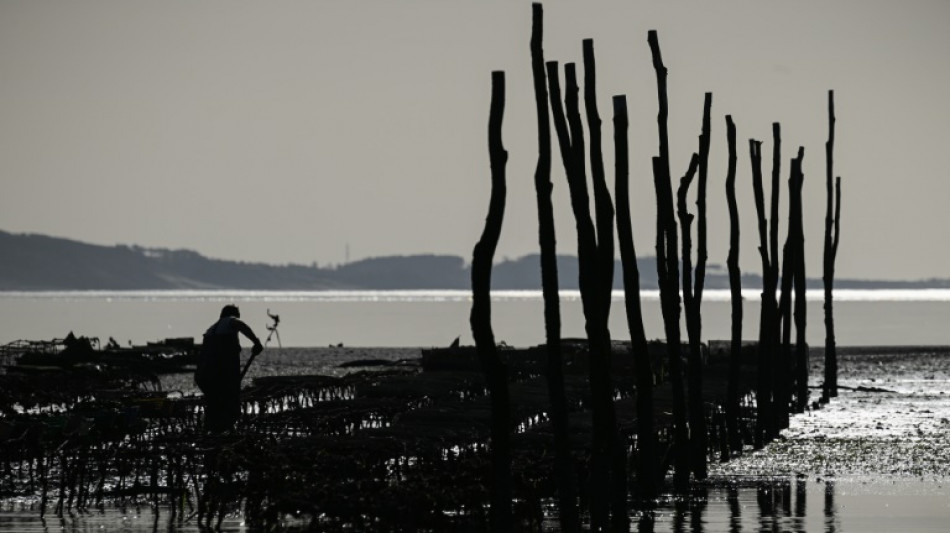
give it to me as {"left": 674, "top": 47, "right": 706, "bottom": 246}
{"left": 779, "top": 478, "right": 792, "bottom": 518}
{"left": 727, "top": 485, "right": 741, "bottom": 533}
{"left": 824, "top": 480, "right": 837, "bottom": 533}
{"left": 672, "top": 497, "right": 689, "bottom": 533}
{"left": 690, "top": 486, "right": 708, "bottom": 533}
{"left": 795, "top": 475, "right": 807, "bottom": 516}
{"left": 794, "top": 475, "right": 807, "bottom": 532}
{"left": 758, "top": 483, "right": 774, "bottom": 531}
{"left": 637, "top": 509, "right": 656, "bottom": 533}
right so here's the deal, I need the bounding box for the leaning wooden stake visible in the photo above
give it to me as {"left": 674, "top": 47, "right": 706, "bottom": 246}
{"left": 582, "top": 39, "right": 627, "bottom": 531}
{"left": 749, "top": 138, "right": 775, "bottom": 447}
{"left": 469, "top": 70, "right": 511, "bottom": 532}
{"left": 777, "top": 141, "right": 807, "bottom": 427}
{"left": 723, "top": 115, "right": 743, "bottom": 456}
{"left": 647, "top": 29, "right": 689, "bottom": 491}
{"left": 823, "top": 90, "right": 842, "bottom": 400}
{"left": 791, "top": 148, "right": 808, "bottom": 413}
{"left": 777, "top": 206, "right": 794, "bottom": 428}
{"left": 614, "top": 94, "right": 658, "bottom": 499}
{"left": 529, "top": 5, "right": 579, "bottom": 531}
{"left": 682, "top": 92, "right": 712, "bottom": 481}
{"left": 548, "top": 58, "right": 616, "bottom": 532}
{"left": 676, "top": 152, "right": 700, "bottom": 471}
{"left": 768, "top": 124, "right": 790, "bottom": 431}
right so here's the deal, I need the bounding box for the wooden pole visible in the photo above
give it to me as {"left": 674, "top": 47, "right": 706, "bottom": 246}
{"left": 469, "top": 70, "right": 511, "bottom": 532}
{"left": 675, "top": 151, "right": 700, "bottom": 472}
{"left": 777, "top": 222, "right": 793, "bottom": 428}
{"left": 724, "top": 115, "right": 743, "bottom": 456}
{"left": 551, "top": 58, "right": 617, "bottom": 532}
{"left": 776, "top": 141, "right": 797, "bottom": 429}
{"left": 647, "top": 29, "right": 689, "bottom": 491}
{"left": 685, "top": 92, "right": 712, "bottom": 481}
{"left": 749, "top": 138, "right": 774, "bottom": 447}
{"left": 581, "top": 39, "right": 627, "bottom": 531}
{"left": 529, "top": 5, "right": 579, "bottom": 531}
{"left": 823, "top": 90, "right": 840, "bottom": 400}
{"left": 770, "top": 124, "right": 782, "bottom": 308}
{"left": 614, "top": 94, "right": 658, "bottom": 500}
{"left": 792, "top": 147, "right": 808, "bottom": 414}
{"left": 768, "top": 123, "right": 790, "bottom": 431}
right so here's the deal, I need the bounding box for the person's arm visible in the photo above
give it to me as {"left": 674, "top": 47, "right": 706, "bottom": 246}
{"left": 233, "top": 318, "right": 264, "bottom": 355}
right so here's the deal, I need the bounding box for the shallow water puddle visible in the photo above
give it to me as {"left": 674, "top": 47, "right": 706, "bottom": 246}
{"left": 637, "top": 477, "right": 950, "bottom": 533}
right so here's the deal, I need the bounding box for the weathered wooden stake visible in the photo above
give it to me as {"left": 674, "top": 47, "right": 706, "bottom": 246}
{"left": 614, "top": 94, "right": 659, "bottom": 499}
{"left": 582, "top": 39, "right": 628, "bottom": 531}
{"left": 767, "top": 124, "right": 792, "bottom": 431}
{"left": 724, "top": 115, "right": 743, "bottom": 457}
{"left": 823, "top": 90, "right": 841, "bottom": 400}
{"left": 529, "top": 5, "right": 579, "bottom": 531}
{"left": 791, "top": 147, "right": 808, "bottom": 414}
{"left": 777, "top": 213, "right": 794, "bottom": 428}
{"left": 778, "top": 140, "right": 809, "bottom": 428}
{"left": 647, "top": 29, "right": 689, "bottom": 491}
{"left": 682, "top": 92, "right": 712, "bottom": 481}
{"left": 548, "top": 56, "right": 617, "bottom": 532}
{"left": 749, "top": 138, "right": 775, "bottom": 447}
{"left": 470, "top": 70, "right": 511, "bottom": 532}
{"left": 675, "top": 152, "right": 700, "bottom": 467}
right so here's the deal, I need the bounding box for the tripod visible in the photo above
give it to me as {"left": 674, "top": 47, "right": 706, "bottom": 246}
{"left": 239, "top": 309, "right": 281, "bottom": 380}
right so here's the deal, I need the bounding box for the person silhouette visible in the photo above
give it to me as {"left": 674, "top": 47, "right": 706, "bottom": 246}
{"left": 196, "top": 304, "right": 263, "bottom": 433}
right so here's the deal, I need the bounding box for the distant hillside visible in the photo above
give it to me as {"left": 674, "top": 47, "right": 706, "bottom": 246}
{"left": 0, "top": 231, "right": 468, "bottom": 290}
{"left": 0, "top": 230, "right": 947, "bottom": 291}
{"left": 0, "top": 231, "right": 664, "bottom": 290}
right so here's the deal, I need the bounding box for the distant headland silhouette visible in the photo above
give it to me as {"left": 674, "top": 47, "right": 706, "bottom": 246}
{"left": 0, "top": 229, "right": 944, "bottom": 291}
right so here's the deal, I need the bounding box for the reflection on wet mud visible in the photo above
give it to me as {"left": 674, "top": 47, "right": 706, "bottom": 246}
{"left": 795, "top": 475, "right": 806, "bottom": 519}
{"left": 637, "top": 510, "right": 655, "bottom": 533}
{"left": 690, "top": 486, "right": 707, "bottom": 533}
{"left": 728, "top": 485, "right": 740, "bottom": 533}
{"left": 641, "top": 477, "right": 843, "bottom": 533}
{"left": 825, "top": 480, "right": 837, "bottom": 533}
{"left": 671, "top": 497, "right": 688, "bottom": 533}
{"left": 0, "top": 476, "right": 941, "bottom": 532}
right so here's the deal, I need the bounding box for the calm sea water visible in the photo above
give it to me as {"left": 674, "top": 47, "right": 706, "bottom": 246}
{"left": 0, "top": 289, "right": 948, "bottom": 348}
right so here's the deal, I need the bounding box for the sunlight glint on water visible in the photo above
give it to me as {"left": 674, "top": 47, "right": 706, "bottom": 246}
{"left": 2, "top": 289, "right": 950, "bottom": 348}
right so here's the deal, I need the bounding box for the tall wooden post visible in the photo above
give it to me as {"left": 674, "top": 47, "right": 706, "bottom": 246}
{"left": 823, "top": 90, "right": 841, "bottom": 400}
{"left": 675, "top": 151, "right": 700, "bottom": 470}
{"left": 548, "top": 59, "right": 615, "bottom": 531}
{"left": 724, "top": 115, "right": 743, "bottom": 456}
{"left": 777, "top": 140, "right": 809, "bottom": 429}
{"left": 681, "top": 92, "right": 712, "bottom": 481}
{"left": 647, "top": 30, "right": 689, "bottom": 491}
{"left": 768, "top": 124, "right": 790, "bottom": 431}
{"left": 529, "top": 5, "right": 579, "bottom": 531}
{"left": 777, "top": 219, "right": 794, "bottom": 428}
{"left": 749, "top": 139, "right": 775, "bottom": 447}
{"left": 470, "top": 70, "right": 511, "bottom": 532}
{"left": 791, "top": 148, "right": 808, "bottom": 414}
{"left": 614, "top": 94, "right": 658, "bottom": 500}
{"left": 581, "top": 39, "right": 627, "bottom": 531}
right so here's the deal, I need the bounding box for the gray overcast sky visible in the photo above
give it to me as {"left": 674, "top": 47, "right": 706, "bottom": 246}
{"left": 1, "top": 1, "right": 948, "bottom": 281}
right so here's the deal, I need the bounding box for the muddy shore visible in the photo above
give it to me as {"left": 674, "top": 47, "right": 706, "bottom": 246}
{"left": 3, "top": 344, "right": 949, "bottom": 531}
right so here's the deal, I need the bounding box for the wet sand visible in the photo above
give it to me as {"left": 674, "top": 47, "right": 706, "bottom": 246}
{"left": 4, "top": 345, "right": 950, "bottom": 531}
{"left": 692, "top": 347, "right": 950, "bottom": 532}
{"left": 712, "top": 347, "right": 950, "bottom": 479}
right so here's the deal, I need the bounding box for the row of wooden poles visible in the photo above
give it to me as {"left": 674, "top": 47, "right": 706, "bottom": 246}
{"left": 470, "top": 4, "right": 843, "bottom": 532}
